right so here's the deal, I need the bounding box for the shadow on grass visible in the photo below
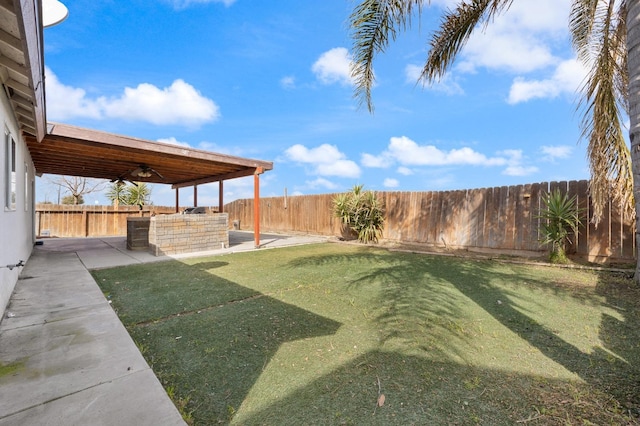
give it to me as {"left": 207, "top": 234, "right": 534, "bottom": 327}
{"left": 289, "top": 248, "right": 640, "bottom": 417}
{"left": 94, "top": 260, "right": 342, "bottom": 424}
{"left": 437, "top": 262, "right": 640, "bottom": 411}
{"left": 595, "top": 273, "right": 640, "bottom": 406}
{"left": 239, "top": 350, "right": 628, "bottom": 425}
{"left": 288, "top": 248, "right": 475, "bottom": 361}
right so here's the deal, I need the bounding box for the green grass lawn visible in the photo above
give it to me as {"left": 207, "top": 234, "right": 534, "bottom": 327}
{"left": 93, "top": 243, "right": 640, "bottom": 425}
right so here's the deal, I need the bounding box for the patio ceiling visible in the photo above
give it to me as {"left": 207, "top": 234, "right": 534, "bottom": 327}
{"left": 26, "top": 123, "right": 273, "bottom": 188}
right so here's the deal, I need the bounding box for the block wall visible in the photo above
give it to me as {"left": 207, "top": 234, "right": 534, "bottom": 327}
{"left": 149, "top": 213, "right": 229, "bottom": 256}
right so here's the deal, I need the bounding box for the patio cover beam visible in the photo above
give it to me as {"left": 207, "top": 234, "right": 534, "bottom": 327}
{"left": 171, "top": 168, "right": 259, "bottom": 189}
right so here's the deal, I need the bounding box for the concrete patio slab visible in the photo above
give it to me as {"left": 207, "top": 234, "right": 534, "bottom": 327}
{"left": 35, "top": 231, "right": 328, "bottom": 270}
{"left": 0, "top": 230, "right": 327, "bottom": 425}
{"left": 0, "top": 246, "right": 185, "bottom": 425}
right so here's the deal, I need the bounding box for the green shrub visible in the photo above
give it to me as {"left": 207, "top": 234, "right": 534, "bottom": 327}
{"left": 538, "top": 189, "right": 583, "bottom": 263}
{"left": 332, "top": 184, "right": 385, "bottom": 244}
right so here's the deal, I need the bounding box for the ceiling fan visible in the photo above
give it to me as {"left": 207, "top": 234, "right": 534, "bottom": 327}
{"left": 110, "top": 177, "right": 138, "bottom": 187}
{"left": 130, "top": 164, "right": 164, "bottom": 180}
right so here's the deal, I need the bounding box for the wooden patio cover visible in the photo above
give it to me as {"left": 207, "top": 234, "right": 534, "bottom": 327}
{"left": 25, "top": 122, "right": 273, "bottom": 246}
{"left": 26, "top": 123, "right": 272, "bottom": 187}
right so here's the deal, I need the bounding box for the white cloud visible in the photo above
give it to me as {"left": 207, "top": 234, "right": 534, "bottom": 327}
{"left": 498, "top": 149, "right": 539, "bottom": 176}
{"left": 312, "top": 47, "right": 354, "bottom": 86}
{"left": 280, "top": 76, "right": 296, "bottom": 90}
{"left": 45, "top": 67, "right": 219, "bottom": 127}
{"left": 456, "top": 0, "right": 571, "bottom": 74}
{"left": 460, "top": 29, "right": 556, "bottom": 74}
{"left": 541, "top": 145, "right": 573, "bottom": 160}
{"left": 284, "top": 143, "right": 361, "bottom": 178}
{"left": 405, "top": 64, "right": 422, "bottom": 83}
{"left": 316, "top": 161, "right": 361, "bottom": 178}
{"left": 99, "top": 80, "right": 219, "bottom": 126}
{"left": 361, "top": 152, "right": 392, "bottom": 168}
{"left": 363, "top": 137, "right": 538, "bottom": 177}
{"left": 401, "top": 1, "right": 576, "bottom": 104}
{"left": 45, "top": 67, "right": 102, "bottom": 120}
{"left": 385, "top": 136, "right": 507, "bottom": 167}
{"left": 383, "top": 178, "right": 399, "bottom": 188}
{"left": 508, "top": 59, "right": 586, "bottom": 104}
{"left": 285, "top": 144, "right": 343, "bottom": 163}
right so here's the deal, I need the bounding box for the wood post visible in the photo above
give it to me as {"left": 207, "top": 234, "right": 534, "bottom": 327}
{"left": 219, "top": 180, "right": 224, "bottom": 213}
{"left": 82, "top": 209, "right": 88, "bottom": 237}
{"left": 194, "top": 185, "right": 198, "bottom": 207}
{"left": 254, "top": 167, "right": 263, "bottom": 248}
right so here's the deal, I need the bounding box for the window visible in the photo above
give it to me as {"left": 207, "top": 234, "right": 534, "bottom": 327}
{"left": 4, "top": 133, "right": 15, "bottom": 210}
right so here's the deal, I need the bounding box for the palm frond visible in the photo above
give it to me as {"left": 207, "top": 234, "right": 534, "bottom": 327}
{"left": 570, "top": 0, "right": 599, "bottom": 63}
{"left": 572, "top": 0, "right": 632, "bottom": 224}
{"left": 423, "top": 0, "right": 513, "bottom": 82}
{"left": 349, "top": 0, "right": 424, "bottom": 112}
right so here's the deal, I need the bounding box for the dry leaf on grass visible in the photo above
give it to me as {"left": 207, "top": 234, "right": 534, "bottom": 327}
{"left": 377, "top": 394, "right": 385, "bottom": 407}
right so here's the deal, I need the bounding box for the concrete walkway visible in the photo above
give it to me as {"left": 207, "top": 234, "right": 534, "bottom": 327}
{"left": 0, "top": 231, "right": 327, "bottom": 425}
{"left": 41, "top": 231, "right": 328, "bottom": 270}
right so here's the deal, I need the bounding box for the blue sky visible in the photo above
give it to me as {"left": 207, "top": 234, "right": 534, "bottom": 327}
{"left": 38, "top": 0, "right": 591, "bottom": 207}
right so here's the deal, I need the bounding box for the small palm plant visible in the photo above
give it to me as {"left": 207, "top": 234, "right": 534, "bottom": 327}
{"left": 538, "top": 189, "right": 583, "bottom": 263}
{"left": 106, "top": 181, "right": 152, "bottom": 208}
{"left": 125, "top": 182, "right": 151, "bottom": 207}
{"left": 333, "top": 184, "right": 385, "bottom": 244}
{"left": 106, "top": 181, "right": 128, "bottom": 207}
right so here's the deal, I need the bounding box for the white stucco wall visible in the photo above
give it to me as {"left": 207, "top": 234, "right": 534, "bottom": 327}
{"left": 0, "top": 88, "right": 35, "bottom": 318}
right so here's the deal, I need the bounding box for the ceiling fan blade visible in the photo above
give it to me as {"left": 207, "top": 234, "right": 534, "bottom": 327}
{"left": 151, "top": 168, "right": 164, "bottom": 179}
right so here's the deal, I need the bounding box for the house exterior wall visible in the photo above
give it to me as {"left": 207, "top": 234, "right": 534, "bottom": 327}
{"left": 0, "top": 89, "right": 35, "bottom": 318}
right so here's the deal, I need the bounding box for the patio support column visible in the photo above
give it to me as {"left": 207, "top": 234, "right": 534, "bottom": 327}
{"left": 254, "top": 167, "right": 263, "bottom": 248}
{"left": 193, "top": 185, "right": 198, "bottom": 207}
{"left": 218, "top": 181, "right": 223, "bottom": 213}
{"left": 175, "top": 188, "right": 179, "bottom": 213}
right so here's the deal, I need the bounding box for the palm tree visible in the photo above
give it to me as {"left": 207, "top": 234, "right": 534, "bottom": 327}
{"left": 350, "top": 0, "right": 640, "bottom": 278}
{"left": 125, "top": 182, "right": 151, "bottom": 207}
{"left": 631, "top": 0, "right": 640, "bottom": 283}
{"left": 106, "top": 181, "right": 151, "bottom": 207}
{"left": 106, "top": 181, "right": 128, "bottom": 208}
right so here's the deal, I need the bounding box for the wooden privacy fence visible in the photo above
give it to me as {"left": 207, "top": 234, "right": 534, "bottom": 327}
{"left": 36, "top": 205, "right": 183, "bottom": 237}
{"left": 225, "top": 180, "right": 636, "bottom": 263}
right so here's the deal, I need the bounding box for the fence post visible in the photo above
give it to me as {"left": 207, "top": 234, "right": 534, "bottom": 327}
{"left": 82, "top": 209, "right": 88, "bottom": 237}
